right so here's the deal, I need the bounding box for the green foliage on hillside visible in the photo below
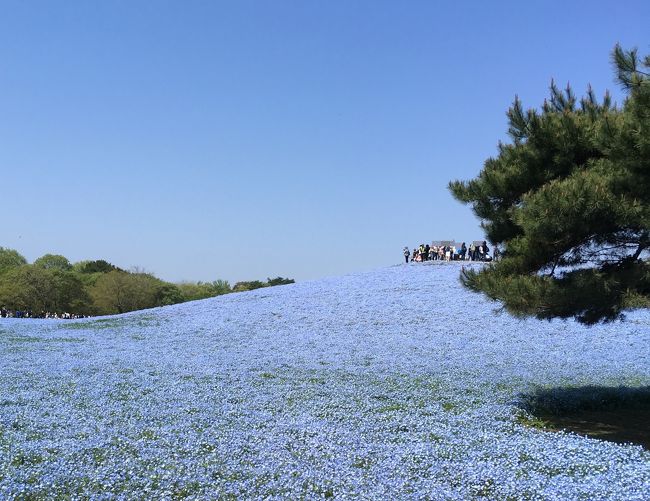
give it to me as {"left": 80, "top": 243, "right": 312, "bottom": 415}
{"left": 0, "top": 247, "right": 294, "bottom": 316}
{"left": 266, "top": 277, "right": 296, "bottom": 287}
{"left": 177, "top": 280, "right": 231, "bottom": 301}
{"left": 449, "top": 45, "right": 649, "bottom": 324}
{"left": 90, "top": 271, "right": 170, "bottom": 314}
{"left": 233, "top": 277, "right": 295, "bottom": 292}
{"left": 233, "top": 280, "right": 267, "bottom": 292}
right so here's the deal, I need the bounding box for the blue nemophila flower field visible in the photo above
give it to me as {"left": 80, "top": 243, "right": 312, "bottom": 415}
{"left": 1, "top": 263, "right": 649, "bottom": 499}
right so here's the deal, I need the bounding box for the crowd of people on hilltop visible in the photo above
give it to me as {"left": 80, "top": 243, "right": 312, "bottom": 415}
{"left": 403, "top": 241, "right": 499, "bottom": 263}
{"left": 0, "top": 308, "right": 88, "bottom": 320}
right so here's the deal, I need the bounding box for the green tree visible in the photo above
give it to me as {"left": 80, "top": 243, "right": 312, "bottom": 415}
{"left": 49, "top": 269, "right": 91, "bottom": 314}
{"left": 0, "top": 247, "right": 27, "bottom": 274}
{"left": 34, "top": 254, "right": 72, "bottom": 271}
{"left": 266, "top": 277, "right": 295, "bottom": 286}
{"left": 72, "top": 259, "right": 125, "bottom": 291}
{"left": 209, "top": 279, "right": 232, "bottom": 295}
{"left": 73, "top": 259, "right": 122, "bottom": 274}
{"left": 90, "top": 271, "right": 149, "bottom": 314}
{"left": 177, "top": 282, "right": 210, "bottom": 301}
{"left": 449, "top": 45, "right": 649, "bottom": 324}
{"left": 232, "top": 280, "right": 266, "bottom": 292}
{"left": 0, "top": 266, "right": 52, "bottom": 311}
{"left": 156, "top": 283, "right": 184, "bottom": 306}
{"left": 90, "top": 270, "right": 178, "bottom": 314}
{"left": 0, "top": 265, "right": 88, "bottom": 313}
{"left": 177, "top": 280, "right": 231, "bottom": 302}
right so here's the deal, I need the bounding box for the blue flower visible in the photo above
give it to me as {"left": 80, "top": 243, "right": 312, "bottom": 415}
{"left": 1, "top": 263, "right": 648, "bottom": 498}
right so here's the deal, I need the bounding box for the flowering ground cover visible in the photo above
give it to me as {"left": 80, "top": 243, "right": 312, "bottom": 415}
{"left": 1, "top": 263, "right": 649, "bottom": 499}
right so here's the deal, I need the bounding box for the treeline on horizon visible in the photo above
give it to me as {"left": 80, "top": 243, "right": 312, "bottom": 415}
{"left": 0, "top": 247, "right": 294, "bottom": 317}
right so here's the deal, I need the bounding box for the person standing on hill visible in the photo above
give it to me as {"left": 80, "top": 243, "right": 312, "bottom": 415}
{"left": 403, "top": 246, "right": 410, "bottom": 263}
{"left": 469, "top": 243, "right": 476, "bottom": 261}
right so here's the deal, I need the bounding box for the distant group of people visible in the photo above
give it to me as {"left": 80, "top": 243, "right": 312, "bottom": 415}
{"left": 0, "top": 308, "right": 88, "bottom": 320}
{"left": 403, "top": 241, "right": 499, "bottom": 263}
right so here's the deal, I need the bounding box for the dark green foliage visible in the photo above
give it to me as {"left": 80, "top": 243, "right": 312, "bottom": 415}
{"left": 0, "top": 247, "right": 27, "bottom": 274}
{"left": 233, "top": 280, "right": 267, "bottom": 292}
{"left": 156, "top": 283, "right": 185, "bottom": 306}
{"left": 73, "top": 259, "right": 123, "bottom": 274}
{"left": 266, "top": 276, "right": 295, "bottom": 286}
{"left": 449, "top": 45, "right": 650, "bottom": 324}
{"left": 233, "top": 277, "right": 295, "bottom": 292}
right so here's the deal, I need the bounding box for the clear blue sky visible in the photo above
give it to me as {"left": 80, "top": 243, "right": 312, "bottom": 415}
{"left": 1, "top": 1, "right": 648, "bottom": 283}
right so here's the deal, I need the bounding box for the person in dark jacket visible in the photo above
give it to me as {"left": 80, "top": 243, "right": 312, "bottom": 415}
{"left": 482, "top": 241, "right": 490, "bottom": 261}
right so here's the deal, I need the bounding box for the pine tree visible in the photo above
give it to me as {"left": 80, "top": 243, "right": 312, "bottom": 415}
{"left": 449, "top": 45, "right": 649, "bottom": 324}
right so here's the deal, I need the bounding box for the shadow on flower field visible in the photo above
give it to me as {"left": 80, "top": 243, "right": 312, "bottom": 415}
{"left": 519, "top": 386, "right": 650, "bottom": 449}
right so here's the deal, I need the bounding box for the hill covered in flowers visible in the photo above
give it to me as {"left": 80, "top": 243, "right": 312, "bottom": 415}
{"left": 1, "top": 263, "right": 649, "bottom": 499}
